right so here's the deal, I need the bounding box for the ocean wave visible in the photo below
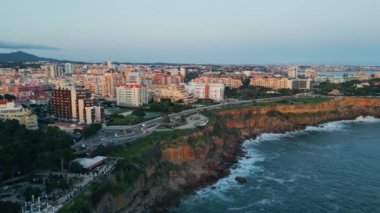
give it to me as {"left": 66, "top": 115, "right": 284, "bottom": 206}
{"left": 190, "top": 146, "right": 265, "bottom": 200}
{"left": 182, "top": 116, "right": 380, "bottom": 205}
{"left": 249, "top": 116, "right": 380, "bottom": 144}
{"left": 352, "top": 116, "right": 380, "bottom": 123}
{"left": 227, "top": 198, "right": 278, "bottom": 212}
{"left": 246, "top": 120, "right": 347, "bottom": 145}
{"left": 305, "top": 121, "right": 347, "bottom": 132}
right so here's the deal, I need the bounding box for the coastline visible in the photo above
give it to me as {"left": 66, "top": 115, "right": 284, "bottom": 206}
{"left": 173, "top": 116, "right": 380, "bottom": 210}
{"left": 64, "top": 97, "right": 380, "bottom": 213}
{"left": 157, "top": 97, "right": 380, "bottom": 212}
{"left": 174, "top": 115, "right": 380, "bottom": 212}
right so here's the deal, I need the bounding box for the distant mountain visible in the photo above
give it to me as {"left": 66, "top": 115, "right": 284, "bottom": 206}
{"left": 0, "top": 51, "right": 60, "bottom": 62}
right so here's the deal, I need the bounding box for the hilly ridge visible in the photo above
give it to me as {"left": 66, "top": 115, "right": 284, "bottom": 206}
{"left": 0, "top": 51, "right": 61, "bottom": 62}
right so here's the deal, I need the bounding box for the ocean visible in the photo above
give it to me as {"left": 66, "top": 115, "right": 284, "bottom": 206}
{"left": 316, "top": 70, "right": 378, "bottom": 77}
{"left": 173, "top": 116, "right": 380, "bottom": 213}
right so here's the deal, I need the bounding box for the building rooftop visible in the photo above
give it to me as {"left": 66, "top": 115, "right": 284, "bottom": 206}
{"left": 72, "top": 156, "right": 107, "bottom": 169}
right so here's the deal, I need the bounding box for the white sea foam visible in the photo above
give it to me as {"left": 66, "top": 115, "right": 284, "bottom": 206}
{"left": 305, "top": 121, "right": 346, "bottom": 132}
{"left": 247, "top": 118, "right": 355, "bottom": 144}
{"left": 256, "top": 198, "right": 274, "bottom": 205}
{"left": 227, "top": 198, "right": 277, "bottom": 212}
{"left": 185, "top": 116, "right": 380, "bottom": 204}
{"left": 190, "top": 144, "right": 265, "bottom": 201}
{"left": 352, "top": 116, "right": 380, "bottom": 123}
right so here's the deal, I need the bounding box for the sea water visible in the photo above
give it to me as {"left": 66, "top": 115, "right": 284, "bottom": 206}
{"left": 174, "top": 116, "right": 380, "bottom": 212}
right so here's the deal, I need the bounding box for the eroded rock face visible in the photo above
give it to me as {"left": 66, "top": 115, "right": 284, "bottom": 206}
{"left": 96, "top": 97, "right": 380, "bottom": 213}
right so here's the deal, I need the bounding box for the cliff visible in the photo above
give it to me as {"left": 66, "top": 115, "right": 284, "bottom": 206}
{"left": 86, "top": 97, "right": 380, "bottom": 213}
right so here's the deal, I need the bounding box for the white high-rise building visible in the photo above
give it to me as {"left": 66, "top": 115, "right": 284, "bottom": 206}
{"left": 180, "top": 67, "right": 186, "bottom": 77}
{"left": 287, "top": 66, "right": 298, "bottom": 78}
{"left": 58, "top": 64, "right": 65, "bottom": 77}
{"left": 65, "top": 63, "right": 73, "bottom": 74}
{"left": 85, "top": 106, "right": 103, "bottom": 124}
{"left": 47, "top": 65, "right": 57, "bottom": 78}
{"left": 107, "top": 60, "right": 113, "bottom": 69}
{"left": 116, "top": 83, "right": 148, "bottom": 107}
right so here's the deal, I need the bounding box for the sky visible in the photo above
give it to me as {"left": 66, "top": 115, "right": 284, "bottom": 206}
{"left": 1, "top": 0, "right": 380, "bottom": 65}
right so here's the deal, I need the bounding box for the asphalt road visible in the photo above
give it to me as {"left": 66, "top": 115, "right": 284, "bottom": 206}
{"left": 72, "top": 95, "right": 303, "bottom": 152}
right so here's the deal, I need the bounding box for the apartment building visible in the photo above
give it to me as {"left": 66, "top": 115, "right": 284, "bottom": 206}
{"left": 116, "top": 83, "right": 149, "bottom": 107}
{"left": 101, "top": 72, "right": 120, "bottom": 100}
{"left": 191, "top": 76, "right": 242, "bottom": 88}
{"left": 150, "top": 73, "right": 183, "bottom": 85}
{"left": 250, "top": 76, "right": 289, "bottom": 90}
{"left": 288, "top": 78, "right": 312, "bottom": 90}
{"left": 148, "top": 84, "right": 194, "bottom": 103}
{"left": 305, "top": 68, "right": 316, "bottom": 79}
{"left": 287, "top": 66, "right": 299, "bottom": 78}
{"left": 48, "top": 88, "right": 104, "bottom": 124}
{"left": 0, "top": 100, "right": 38, "bottom": 130}
{"left": 186, "top": 83, "right": 225, "bottom": 101}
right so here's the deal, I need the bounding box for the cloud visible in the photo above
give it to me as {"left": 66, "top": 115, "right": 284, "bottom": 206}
{"left": 0, "top": 41, "right": 60, "bottom": 50}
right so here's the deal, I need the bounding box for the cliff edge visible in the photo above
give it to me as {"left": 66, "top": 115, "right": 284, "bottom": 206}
{"left": 63, "top": 97, "right": 380, "bottom": 213}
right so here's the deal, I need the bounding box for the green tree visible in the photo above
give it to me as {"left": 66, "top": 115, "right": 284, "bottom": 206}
{"left": 0, "top": 120, "right": 73, "bottom": 180}
{"left": 82, "top": 123, "right": 102, "bottom": 139}
{"left": 131, "top": 109, "right": 146, "bottom": 117}
{"left": 0, "top": 201, "right": 20, "bottom": 213}
{"left": 242, "top": 77, "right": 251, "bottom": 88}
{"left": 3, "top": 94, "right": 16, "bottom": 101}
{"left": 69, "top": 162, "right": 83, "bottom": 173}
{"left": 24, "top": 187, "right": 42, "bottom": 201}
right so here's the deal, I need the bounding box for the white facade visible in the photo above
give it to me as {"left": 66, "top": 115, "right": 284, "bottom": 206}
{"left": 180, "top": 67, "right": 186, "bottom": 77}
{"left": 127, "top": 71, "right": 144, "bottom": 84}
{"left": 0, "top": 102, "right": 38, "bottom": 130}
{"left": 116, "top": 83, "right": 149, "bottom": 107}
{"left": 78, "top": 99, "right": 85, "bottom": 123}
{"left": 71, "top": 89, "right": 78, "bottom": 121}
{"left": 186, "top": 83, "right": 225, "bottom": 102}
{"left": 94, "top": 106, "right": 103, "bottom": 123}
{"left": 65, "top": 63, "right": 73, "bottom": 74}
{"left": 85, "top": 106, "right": 104, "bottom": 125}
{"left": 85, "top": 107, "right": 93, "bottom": 124}
{"left": 48, "top": 65, "right": 57, "bottom": 78}
{"left": 106, "top": 60, "right": 113, "bottom": 69}
{"left": 288, "top": 78, "right": 312, "bottom": 90}
{"left": 287, "top": 66, "right": 299, "bottom": 78}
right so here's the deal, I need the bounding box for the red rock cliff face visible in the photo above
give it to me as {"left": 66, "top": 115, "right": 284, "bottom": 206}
{"left": 220, "top": 97, "right": 380, "bottom": 117}
{"left": 163, "top": 98, "right": 380, "bottom": 161}
{"left": 101, "top": 97, "right": 380, "bottom": 213}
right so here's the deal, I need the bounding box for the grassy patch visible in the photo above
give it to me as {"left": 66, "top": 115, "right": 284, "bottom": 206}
{"left": 276, "top": 96, "right": 330, "bottom": 105}
{"left": 115, "top": 108, "right": 133, "bottom": 114}
{"left": 108, "top": 114, "right": 144, "bottom": 125}
{"left": 108, "top": 111, "right": 162, "bottom": 125}
{"left": 118, "top": 181, "right": 129, "bottom": 191}
{"left": 144, "top": 112, "right": 162, "bottom": 119}
{"left": 116, "top": 129, "right": 194, "bottom": 160}
{"left": 192, "top": 99, "right": 218, "bottom": 106}
{"left": 58, "top": 182, "right": 99, "bottom": 213}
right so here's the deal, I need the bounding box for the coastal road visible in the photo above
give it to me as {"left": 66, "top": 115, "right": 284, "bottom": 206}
{"left": 72, "top": 95, "right": 306, "bottom": 152}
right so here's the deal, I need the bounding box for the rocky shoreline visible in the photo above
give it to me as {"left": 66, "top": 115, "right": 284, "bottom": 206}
{"left": 90, "top": 97, "right": 380, "bottom": 213}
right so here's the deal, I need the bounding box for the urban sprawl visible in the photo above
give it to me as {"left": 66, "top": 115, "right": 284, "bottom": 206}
{"left": 0, "top": 61, "right": 380, "bottom": 212}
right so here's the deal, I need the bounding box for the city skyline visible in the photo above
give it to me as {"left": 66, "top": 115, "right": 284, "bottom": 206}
{"left": 1, "top": 0, "right": 380, "bottom": 65}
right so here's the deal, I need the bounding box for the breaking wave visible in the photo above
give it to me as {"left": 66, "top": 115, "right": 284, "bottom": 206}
{"left": 176, "top": 116, "right": 380, "bottom": 211}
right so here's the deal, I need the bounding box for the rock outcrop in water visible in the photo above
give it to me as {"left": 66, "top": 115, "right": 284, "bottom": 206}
{"left": 235, "top": 176, "right": 247, "bottom": 184}
{"left": 92, "top": 97, "right": 380, "bottom": 213}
